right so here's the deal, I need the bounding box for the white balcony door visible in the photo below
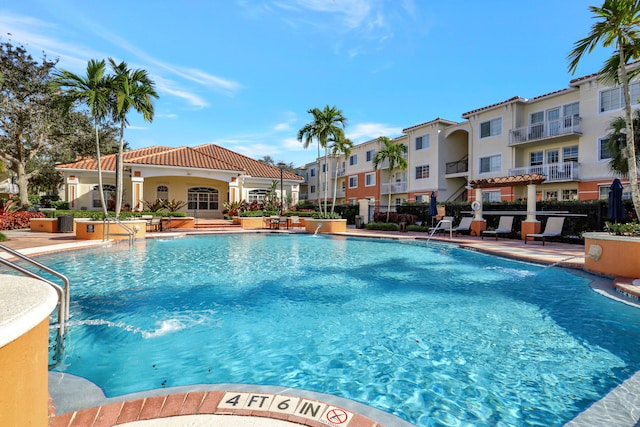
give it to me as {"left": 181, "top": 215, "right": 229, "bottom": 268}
{"left": 547, "top": 107, "right": 560, "bottom": 136}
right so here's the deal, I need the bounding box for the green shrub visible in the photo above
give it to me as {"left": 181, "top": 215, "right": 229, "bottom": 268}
{"left": 605, "top": 221, "right": 640, "bottom": 236}
{"left": 241, "top": 210, "right": 265, "bottom": 217}
{"left": 312, "top": 212, "right": 342, "bottom": 219}
{"left": 365, "top": 222, "right": 399, "bottom": 231}
{"left": 0, "top": 232, "right": 7, "bottom": 241}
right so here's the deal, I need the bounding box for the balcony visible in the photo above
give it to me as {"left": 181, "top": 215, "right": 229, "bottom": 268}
{"left": 508, "top": 161, "right": 579, "bottom": 182}
{"left": 337, "top": 168, "right": 346, "bottom": 177}
{"left": 446, "top": 159, "right": 468, "bottom": 175}
{"left": 380, "top": 181, "right": 408, "bottom": 195}
{"left": 509, "top": 116, "right": 581, "bottom": 146}
{"left": 335, "top": 188, "right": 345, "bottom": 198}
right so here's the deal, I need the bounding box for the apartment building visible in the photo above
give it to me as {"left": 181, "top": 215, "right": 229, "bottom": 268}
{"left": 298, "top": 67, "right": 635, "bottom": 208}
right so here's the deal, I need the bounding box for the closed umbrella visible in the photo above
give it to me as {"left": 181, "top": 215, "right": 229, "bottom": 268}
{"left": 607, "top": 178, "right": 626, "bottom": 222}
{"left": 429, "top": 191, "right": 437, "bottom": 226}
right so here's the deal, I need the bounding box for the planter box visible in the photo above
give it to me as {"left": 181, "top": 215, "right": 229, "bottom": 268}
{"left": 304, "top": 218, "right": 347, "bottom": 234}
{"left": 239, "top": 216, "right": 268, "bottom": 229}
{"left": 167, "top": 217, "right": 194, "bottom": 229}
{"left": 29, "top": 218, "right": 59, "bottom": 233}
{"left": 584, "top": 232, "right": 640, "bottom": 278}
{"left": 75, "top": 220, "right": 147, "bottom": 241}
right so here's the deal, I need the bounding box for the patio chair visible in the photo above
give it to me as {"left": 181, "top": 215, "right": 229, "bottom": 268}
{"left": 269, "top": 215, "right": 280, "bottom": 230}
{"left": 289, "top": 216, "right": 303, "bottom": 228}
{"left": 452, "top": 217, "right": 473, "bottom": 236}
{"left": 525, "top": 217, "right": 565, "bottom": 245}
{"left": 429, "top": 216, "right": 454, "bottom": 235}
{"left": 147, "top": 217, "right": 161, "bottom": 232}
{"left": 482, "top": 216, "right": 514, "bottom": 240}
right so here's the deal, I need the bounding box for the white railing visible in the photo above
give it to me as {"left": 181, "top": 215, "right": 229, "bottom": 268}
{"left": 380, "top": 181, "right": 408, "bottom": 194}
{"left": 335, "top": 188, "right": 346, "bottom": 198}
{"left": 508, "top": 161, "right": 579, "bottom": 182}
{"left": 509, "top": 116, "right": 581, "bottom": 145}
{"left": 336, "top": 168, "right": 346, "bottom": 177}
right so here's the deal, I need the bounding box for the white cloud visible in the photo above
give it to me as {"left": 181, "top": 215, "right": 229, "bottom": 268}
{"left": 347, "top": 122, "right": 403, "bottom": 141}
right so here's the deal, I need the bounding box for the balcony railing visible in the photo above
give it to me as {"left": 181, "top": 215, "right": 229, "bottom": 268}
{"left": 380, "top": 181, "right": 408, "bottom": 194}
{"left": 509, "top": 116, "right": 581, "bottom": 146}
{"left": 337, "top": 168, "right": 346, "bottom": 177}
{"left": 508, "top": 161, "right": 579, "bottom": 182}
{"left": 446, "top": 159, "right": 468, "bottom": 174}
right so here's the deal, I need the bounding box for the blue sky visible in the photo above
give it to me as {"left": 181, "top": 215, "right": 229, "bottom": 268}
{"left": 2, "top": 1, "right": 611, "bottom": 167}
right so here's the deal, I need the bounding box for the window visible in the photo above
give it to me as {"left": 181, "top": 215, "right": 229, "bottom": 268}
{"left": 310, "top": 185, "right": 316, "bottom": 194}
{"left": 322, "top": 163, "right": 327, "bottom": 173}
{"left": 600, "top": 82, "right": 640, "bottom": 112}
{"left": 545, "top": 190, "right": 558, "bottom": 201}
{"left": 563, "top": 145, "right": 579, "bottom": 162}
{"left": 187, "top": 187, "right": 219, "bottom": 211}
{"left": 310, "top": 168, "right": 316, "bottom": 177}
{"left": 247, "top": 189, "right": 268, "bottom": 203}
{"left": 415, "top": 134, "right": 430, "bottom": 150}
{"left": 480, "top": 118, "right": 502, "bottom": 138}
{"left": 482, "top": 191, "right": 501, "bottom": 202}
{"left": 599, "top": 138, "right": 612, "bottom": 160}
{"left": 348, "top": 176, "right": 358, "bottom": 188}
{"left": 366, "top": 150, "right": 375, "bottom": 162}
{"left": 547, "top": 150, "right": 559, "bottom": 164}
{"left": 395, "top": 198, "right": 403, "bottom": 206}
{"left": 599, "top": 185, "right": 632, "bottom": 200}
{"left": 562, "top": 189, "right": 578, "bottom": 201}
{"left": 349, "top": 155, "right": 358, "bottom": 166}
{"left": 365, "top": 172, "right": 376, "bottom": 186}
{"left": 415, "top": 194, "right": 425, "bottom": 203}
{"left": 156, "top": 185, "right": 168, "bottom": 201}
{"left": 529, "top": 151, "right": 543, "bottom": 166}
{"left": 479, "top": 154, "right": 501, "bottom": 173}
{"left": 92, "top": 184, "right": 116, "bottom": 209}
{"left": 563, "top": 102, "right": 579, "bottom": 117}
{"left": 415, "top": 165, "right": 430, "bottom": 179}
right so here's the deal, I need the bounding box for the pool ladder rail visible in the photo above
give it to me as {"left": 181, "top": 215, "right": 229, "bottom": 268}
{"left": 0, "top": 244, "right": 70, "bottom": 368}
{"left": 103, "top": 217, "right": 136, "bottom": 246}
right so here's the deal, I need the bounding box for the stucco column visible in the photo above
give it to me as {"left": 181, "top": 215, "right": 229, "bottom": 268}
{"left": 131, "top": 176, "right": 144, "bottom": 211}
{"left": 229, "top": 177, "right": 239, "bottom": 203}
{"left": 65, "top": 175, "right": 78, "bottom": 209}
{"left": 358, "top": 198, "right": 370, "bottom": 225}
{"left": 470, "top": 188, "right": 486, "bottom": 236}
{"left": 291, "top": 184, "right": 299, "bottom": 206}
{"left": 521, "top": 183, "right": 541, "bottom": 240}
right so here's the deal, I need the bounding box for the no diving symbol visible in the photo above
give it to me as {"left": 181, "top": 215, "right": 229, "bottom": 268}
{"left": 325, "top": 408, "right": 348, "bottom": 424}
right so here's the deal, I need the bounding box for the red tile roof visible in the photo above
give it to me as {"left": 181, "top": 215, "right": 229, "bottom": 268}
{"left": 461, "top": 96, "right": 526, "bottom": 118}
{"left": 402, "top": 117, "right": 458, "bottom": 133}
{"left": 56, "top": 144, "right": 304, "bottom": 181}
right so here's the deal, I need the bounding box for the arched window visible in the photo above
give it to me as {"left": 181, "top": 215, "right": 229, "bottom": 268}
{"left": 187, "top": 187, "right": 219, "bottom": 211}
{"left": 248, "top": 189, "right": 268, "bottom": 203}
{"left": 156, "top": 185, "right": 169, "bottom": 201}
{"left": 91, "top": 184, "right": 116, "bottom": 209}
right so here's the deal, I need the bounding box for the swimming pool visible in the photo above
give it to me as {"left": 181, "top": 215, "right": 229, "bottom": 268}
{"left": 35, "top": 234, "right": 640, "bottom": 426}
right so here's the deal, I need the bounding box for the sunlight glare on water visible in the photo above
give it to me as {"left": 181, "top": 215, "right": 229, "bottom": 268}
{"left": 37, "top": 234, "right": 640, "bottom": 427}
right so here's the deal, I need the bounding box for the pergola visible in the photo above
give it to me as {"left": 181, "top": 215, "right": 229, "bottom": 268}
{"left": 469, "top": 173, "right": 546, "bottom": 189}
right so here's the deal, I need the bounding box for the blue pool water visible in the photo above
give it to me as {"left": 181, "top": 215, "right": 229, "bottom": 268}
{"left": 33, "top": 234, "right": 640, "bottom": 426}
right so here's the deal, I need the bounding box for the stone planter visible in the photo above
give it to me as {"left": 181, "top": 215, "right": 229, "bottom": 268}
{"left": 74, "top": 219, "right": 147, "bottom": 241}
{"left": 303, "top": 218, "right": 347, "bottom": 234}
{"left": 583, "top": 232, "right": 640, "bottom": 278}
{"left": 167, "top": 217, "right": 194, "bottom": 229}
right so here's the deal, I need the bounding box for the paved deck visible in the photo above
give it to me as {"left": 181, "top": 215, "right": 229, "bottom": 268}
{"left": 0, "top": 224, "right": 638, "bottom": 426}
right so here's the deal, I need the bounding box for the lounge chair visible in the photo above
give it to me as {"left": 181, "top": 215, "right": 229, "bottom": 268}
{"left": 146, "top": 217, "right": 161, "bottom": 232}
{"left": 452, "top": 217, "right": 473, "bottom": 236}
{"left": 525, "top": 217, "right": 565, "bottom": 245}
{"left": 429, "top": 216, "right": 454, "bottom": 235}
{"left": 482, "top": 216, "right": 514, "bottom": 240}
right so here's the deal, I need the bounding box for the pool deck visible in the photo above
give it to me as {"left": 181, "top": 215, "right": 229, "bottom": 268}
{"left": 1, "top": 224, "right": 639, "bottom": 427}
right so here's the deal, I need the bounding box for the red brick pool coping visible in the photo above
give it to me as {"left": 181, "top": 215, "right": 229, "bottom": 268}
{"left": 48, "top": 390, "right": 385, "bottom": 427}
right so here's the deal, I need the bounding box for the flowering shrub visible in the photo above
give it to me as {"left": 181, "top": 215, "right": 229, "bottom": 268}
{"left": 0, "top": 211, "right": 45, "bottom": 230}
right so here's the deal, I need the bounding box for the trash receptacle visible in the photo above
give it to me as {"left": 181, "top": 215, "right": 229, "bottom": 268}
{"left": 355, "top": 215, "right": 362, "bottom": 229}
{"left": 57, "top": 215, "right": 74, "bottom": 233}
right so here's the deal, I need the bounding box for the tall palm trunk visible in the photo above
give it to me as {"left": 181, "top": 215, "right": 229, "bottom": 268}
{"left": 324, "top": 147, "right": 329, "bottom": 214}
{"left": 331, "top": 157, "right": 338, "bottom": 213}
{"left": 619, "top": 47, "right": 640, "bottom": 220}
{"left": 94, "top": 119, "right": 108, "bottom": 217}
{"left": 387, "top": 173, "right": 393, "bottom": 223}
{"left": 317, "top": 141, "right": 322, "bottom": 214}
{"left": 114, "top": 122, "right": 125, "bottom": 218}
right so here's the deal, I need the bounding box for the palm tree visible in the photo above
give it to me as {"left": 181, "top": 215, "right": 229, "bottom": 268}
{"left": 297, "top": 105, "right": 347, "bottom": 214}
{"left": 568, "top": 0, "right": 640, "bottom": 219}
{"left": 52, "top": 59, "right": 111, "bottom": 217}
{"left": 329, "top": 133, "right": 353, "bottom": 213}
{"left": 373, "top": 136, "right": 408, "bottom": 222}
{"left": 108, "top": 58, "right": 158, "bottom": 218}
{"left": 606, "top": 110, "right": 640, "bottom": 177}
